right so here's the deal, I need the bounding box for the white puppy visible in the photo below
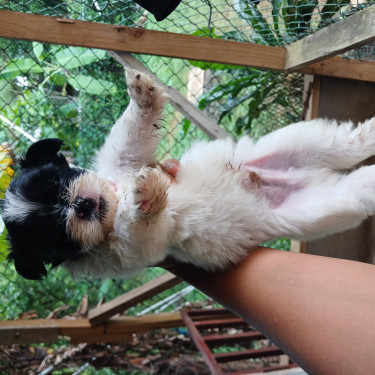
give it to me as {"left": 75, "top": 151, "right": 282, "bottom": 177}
{"left": 64, "top": 70, "right": 375, "bottom": 278}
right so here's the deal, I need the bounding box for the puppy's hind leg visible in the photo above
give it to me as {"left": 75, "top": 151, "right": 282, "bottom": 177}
{"left": 248, "top": 117, "right": 375, "bottom": 171}
{"left": 317, "top": 117, "right": 375, "bottom": 169}
{"left": 273, "top": 165, "right": 375, "bottom": 240}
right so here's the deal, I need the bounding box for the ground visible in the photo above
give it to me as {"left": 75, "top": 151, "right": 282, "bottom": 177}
{"left": 0, "top": 329, "right": 210, "bottom": 375}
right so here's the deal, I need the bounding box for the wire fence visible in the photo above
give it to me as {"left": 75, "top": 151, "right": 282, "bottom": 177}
{"left": 0, "top": 1, "right": 309, "bottom": 323}
{"left": 0, "top": 1, "right": 374, "bottom": 373}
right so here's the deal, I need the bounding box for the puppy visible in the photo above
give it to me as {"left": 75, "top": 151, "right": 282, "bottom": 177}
{"left": 2, "top": 69, "right": 375, "bottom": 280}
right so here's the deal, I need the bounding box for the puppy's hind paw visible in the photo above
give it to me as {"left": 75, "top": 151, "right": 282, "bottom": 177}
{"left": 133, "top": 165, "right": 169, "bottom": 218}
{"left": 126, "top": 69, "right": 168, "bottom": 112}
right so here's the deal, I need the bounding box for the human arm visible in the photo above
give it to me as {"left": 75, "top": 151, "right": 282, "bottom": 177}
{"left": 163, "top": 247, "right": 375, "bottom": 375}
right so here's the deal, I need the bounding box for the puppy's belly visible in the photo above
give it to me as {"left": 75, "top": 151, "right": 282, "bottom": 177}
{"left": 166, "top": 166, "right": 275, "bottom": 270}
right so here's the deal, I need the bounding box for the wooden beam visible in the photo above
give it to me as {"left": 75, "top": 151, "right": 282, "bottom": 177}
{"left": 285, "top": 5, "right": 375, "bottom": 70}
{"left": 0, "top": 313, "right": 179, "bottom": 345}
{"left": 301, "top": 56, "right": 375, "bottom": 84}
{"left": 0, "top": 10, "right": 285, "bottom": 71}
{"left": 0, "top": 323, "right": 60, "bottom": 345}
{"left": 1, "top": 10, "right": 374, "bottom": 84}
{"left": 111, "top": 52, "right": 231, "bottom": 139}
{"left": 0, "top": 311, "right": 236, "bottom": 345}
{"left": 88, "top": 272, "right": 182, "bottom": 326}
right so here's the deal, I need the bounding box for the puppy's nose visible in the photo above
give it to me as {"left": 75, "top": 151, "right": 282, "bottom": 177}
{"left": 73, "top": 197, "right": 97, "bottom": 219}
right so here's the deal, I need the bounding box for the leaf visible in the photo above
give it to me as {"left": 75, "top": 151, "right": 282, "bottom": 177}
{"left": 98, "top": 279, "right": 114, "bottom": 300}
{"left": 0, "top": 169, "right": 13, "bottom": 198}
{"left": 188, "top": 59, "right": 242, "bottom": 71}
{"left": 0, "top": 59, "right": 44, "bottom": 80}
{"left": 68, "top": 74, "right": 117, "bottom": 96}
{"left": 191, "top": 27, "right": 216, "bottom": 38}
{"left": 180, "top": 118, "right": 191, "bottom": 139}
{"left": 0, "top": 146, "right": 13, "bottom": 199}
{"left": 32, "top": 42, "right": 44, "bottom": 62}
{"left": 198, "top": 73, "right": 258, "bottom": 110}
{"left": 233, "top": 0, "right": 280, "bottom": 45}
{"left": 50, "top": 71, "right": 67, "bottom": 86}
{"left": 0, "top": 217, "right": 8, "bottom": 262}
{"left": 272, "top": 0, "right": 283, "bottom": 35}
{"left": 57, "top": 102, "right": 79, "bottom": 118}
{"left": 54, "top": 47, "right": 107, "bottom": 70}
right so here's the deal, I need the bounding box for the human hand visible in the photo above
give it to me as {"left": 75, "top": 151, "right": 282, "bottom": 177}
{"left": 162, "top": 159, "right": 180, "bottom": 182}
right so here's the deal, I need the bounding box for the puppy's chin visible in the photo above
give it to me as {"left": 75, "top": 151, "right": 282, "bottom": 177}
{"left": 66, "top": 172, "right": 119, "bottom": 251}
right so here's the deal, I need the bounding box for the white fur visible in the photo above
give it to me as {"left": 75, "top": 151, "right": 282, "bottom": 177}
{"left": 2, "top": 191, "right": 43, "bottom": 223}
{"left": 66, "top": 69, "right": 375, "bottom": 278}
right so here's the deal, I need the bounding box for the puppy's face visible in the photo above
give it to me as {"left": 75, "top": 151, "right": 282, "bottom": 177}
{"left": 65, "top": 171, "right": 118, "bottom": 252}
{"left": 1, "top": 139, "right": 118, "bottom": 280}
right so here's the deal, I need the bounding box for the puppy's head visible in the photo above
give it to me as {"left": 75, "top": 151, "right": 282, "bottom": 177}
{"left": 1, "top": 139, "right": 117, "bottom": 280}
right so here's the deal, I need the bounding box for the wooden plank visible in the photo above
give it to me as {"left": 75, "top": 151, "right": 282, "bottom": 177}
{"left": 0, "top": 311, "right": 240, "bottom": 344}
{"left": 1, "top": 10, "right": 375, "bottom": 83}
{"left": 88, "top": 273, "right": 182, "bottom": 326}
{"left": 0, "top": 325, "right": 59, "bottom": 345}
{"left": 194, "top": 318, "right": 247, "bottom": 329}
{"left": 183, "top": 308, "right": 234, "bottom": 317}
{"left": 168, "top": 87, "right": 230, "bottom": 139}
{"left": 214, "top": 346, "right": 284, "bottom": 363}
{"left": 285, "top": 5, "right": 375, "bottom": 70}
{"left": 180, "top": 310, "right": 225, "bottom": 375}
{"left": 0, "top": 312, "right": 183, "bottom": 344}
{"left": 203, "top": 331, "right": 266, "bottom": 346}
{"left": 301, "top": 56, "right": 375, "bottom": 84}
{"left": 105, "top": 311, "right": 183, "bottom": 333}
{"left": 0, "top": 10, "right": 285, "bottom": 71}
{"left": 0, "top": 318, "right": 93, "bottom": 345}
{"left": 110, "top": 52, "right": 231, "bottom": 139}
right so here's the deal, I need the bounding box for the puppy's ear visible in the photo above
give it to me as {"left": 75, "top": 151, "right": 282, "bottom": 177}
{"left": 20, "top": 139, "right": 68, "bottom": 169}
{"left": 8, "top": 251, "right": 47, "bottom": 280}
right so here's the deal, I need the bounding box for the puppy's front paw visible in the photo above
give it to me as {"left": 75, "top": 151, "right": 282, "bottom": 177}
{"left": 133, "top": 165, "right": 169, "bottom": 217}
{"left": 126, "top": 69, "right": 167, "bottom": 111}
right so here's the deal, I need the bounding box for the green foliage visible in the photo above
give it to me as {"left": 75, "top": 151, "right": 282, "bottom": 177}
{"left": 186, "top": 0, "right": 354, "bottom": 136}
{"left": 0, "top": 145, "right": 13, "bottom": 261}
{"left": 234, "top": 0, "right": 351, "bottom": 46}
{"left": 193, "top": 65, "right": 302, "bottom": 136}
{"left": 0, "top": 256, "right": 204, "bottom": 319}
{"left": 213, "top": 344, "right": 247, "bottom": 354}
{"left": 262, "top": 238, "right": 291, "bottom": 251}
{"left": 0, "top": 217, "right": 7, "bottom": 262}
{"left": 1, "top": 0, "right": 139, "bottom": 25}
{"left": 0, "top": 39, "right": 130, "bottom": 166}
{"left": 0, "top": 145, "right": 13, "bottom": 197}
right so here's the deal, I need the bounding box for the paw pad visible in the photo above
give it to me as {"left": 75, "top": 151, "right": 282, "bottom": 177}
{"left": 125, "top": 69, "right": 167, "bottom": 110}
{"left": 133, "top": 166, "right": 168, "bottom": 217}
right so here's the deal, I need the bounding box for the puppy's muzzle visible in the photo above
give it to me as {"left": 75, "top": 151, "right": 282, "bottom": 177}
{"left": 73, "top": 197, "right": 98, "bottom": 220}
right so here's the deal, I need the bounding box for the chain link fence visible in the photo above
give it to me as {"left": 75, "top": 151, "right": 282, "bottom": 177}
{"left": 0, "top": 0, "right": 374, "bottom": 372}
